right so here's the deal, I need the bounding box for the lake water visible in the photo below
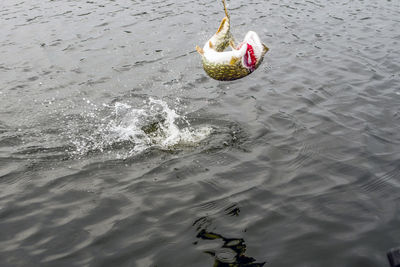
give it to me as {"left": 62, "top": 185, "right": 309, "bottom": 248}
{"left": 1, "top": 0, "right": 400, "bottom": 266}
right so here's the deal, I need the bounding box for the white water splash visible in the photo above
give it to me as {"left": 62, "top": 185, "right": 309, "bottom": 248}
{"left": 68, "top": 98, "right": 212, "bottom": 158}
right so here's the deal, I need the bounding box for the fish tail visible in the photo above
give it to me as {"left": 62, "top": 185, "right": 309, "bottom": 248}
{"left": 222, "top": 0, "right": 230, "bottom": 19}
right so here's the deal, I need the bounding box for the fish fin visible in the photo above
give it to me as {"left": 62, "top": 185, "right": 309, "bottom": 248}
{"left": 196, "top": 45, "right": 204, "bottom": 55}
{"left": 263, "top": 44, "right": 269, "bottom": 53}
{"left": 209, "top": 41, "right": 214, "bottom": 49}
{"left": 216, "top": 17, "right": 228, "bottom": 34}
{"left": 229, "top": 40, "right": 237, "bottom": 50}
{"left": 230, "top": 56, "right": 239, "bottom": 65}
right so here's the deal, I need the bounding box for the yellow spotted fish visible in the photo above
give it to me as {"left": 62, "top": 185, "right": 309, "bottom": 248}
{"left": 196, "top": 0, "right": 269, "bottom": 81}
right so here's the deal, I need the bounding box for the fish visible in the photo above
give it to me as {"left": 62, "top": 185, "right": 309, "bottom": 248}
{"left": 196, "top": 0, "right": 269, "bottom": 81}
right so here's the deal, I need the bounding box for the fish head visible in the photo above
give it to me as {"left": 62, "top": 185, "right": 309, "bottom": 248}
{"left": 238, "top": 31, "right": 269, "bottom": 71}
{"left": 243, "top": 43, "right": 257, "bottom": 71}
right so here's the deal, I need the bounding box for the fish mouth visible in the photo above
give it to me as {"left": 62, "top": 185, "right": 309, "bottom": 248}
{"left": 243, "top": 44, "right": 257, "bottom": 71}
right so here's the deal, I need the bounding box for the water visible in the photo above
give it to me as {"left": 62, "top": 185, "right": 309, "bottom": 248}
{"left": 1, "top": 0, "right": 400, "bottom": 266}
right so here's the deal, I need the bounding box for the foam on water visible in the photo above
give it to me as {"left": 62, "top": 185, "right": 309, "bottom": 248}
{"left": 67, "top": 97, "right": 212, "bottom": 158}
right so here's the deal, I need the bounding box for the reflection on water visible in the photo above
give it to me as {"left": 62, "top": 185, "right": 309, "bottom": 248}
{"left": 196, "top": 229, "right": 266, "bottom": 267}
{"left": 194, "top": 215, "right": 266, "bottom": 267}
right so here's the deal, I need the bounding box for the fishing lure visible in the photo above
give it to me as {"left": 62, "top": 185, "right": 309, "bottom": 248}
{"left": 196, "top": 0, "right": 269, "bottom": 81}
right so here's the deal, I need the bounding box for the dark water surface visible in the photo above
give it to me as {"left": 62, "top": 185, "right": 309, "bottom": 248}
{"left": 1, "top": 0, "right": 400, "bottom": 266}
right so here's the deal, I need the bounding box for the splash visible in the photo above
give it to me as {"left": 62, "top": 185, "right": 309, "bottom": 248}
{"left": 67, "top": 98, "right": 212, "bottom": 158}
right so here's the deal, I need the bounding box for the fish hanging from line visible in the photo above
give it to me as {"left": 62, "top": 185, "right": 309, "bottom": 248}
{"left": 196, "top": 0, "right": 269, "bottom": 81}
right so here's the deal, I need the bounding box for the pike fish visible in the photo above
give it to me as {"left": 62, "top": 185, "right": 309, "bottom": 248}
{"left": 196, "top": 0, "right": 269, "bottom": 81}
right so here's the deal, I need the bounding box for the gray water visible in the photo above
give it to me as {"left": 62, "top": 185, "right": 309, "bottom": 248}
{"left": 1, "top": 0, "right": 400, "bottom": 266}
